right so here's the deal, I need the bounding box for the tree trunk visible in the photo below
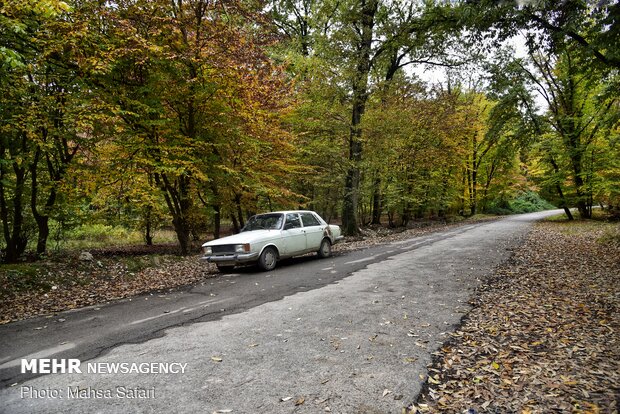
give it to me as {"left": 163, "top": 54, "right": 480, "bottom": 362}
{"left": 469, "top": 131, "right": 478, "bottom": 216}
{"left": 144, "top": 206, "right": 154, "bottom": 246}
{"left": 172, "top": 216, "right": 191, "bottom": 255}
{"left": 30, "top": 149, "right": 55, "bottom": 256}
{"left": 0, "top": 159, "right": 28, "bottom": 263}
{"left": 231, "top": 214, "right": 240, "bottom": 234}
{"left": 154, "top": 172, "right": 193, "bottom": 255}
{"left": 341, "top": 0, "right": 378, "bottom": 236}
{"left": 371, "top": 175, "right": 382, "bottom": 225}
{"left": 212, "top": 203, "right": 221, "bottom": 239}
{"left": 550, "top": 157, "right": 574, "bottom": 220}
{"left": 569, "top": 142, "right": 589, "bottom": 219}
{"left": 234, "top": 193, "right": 245, "bottom": 230}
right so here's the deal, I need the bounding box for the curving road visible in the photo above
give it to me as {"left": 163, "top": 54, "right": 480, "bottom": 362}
{"left": 0, "top": 211, "right": 562, "bottom": 413}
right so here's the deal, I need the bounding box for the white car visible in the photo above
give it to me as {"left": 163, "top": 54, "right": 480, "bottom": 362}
{"left": 201, "top": 211, "right": 343, "bottom": 272}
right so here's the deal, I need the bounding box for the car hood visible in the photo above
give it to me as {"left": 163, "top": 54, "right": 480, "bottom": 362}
{"left": 202, "top": 230, "right": 280, "bottom": 247}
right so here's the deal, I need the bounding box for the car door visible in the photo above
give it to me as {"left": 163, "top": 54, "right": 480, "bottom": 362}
{"left": 300, "top": 212, "right": 324, "bottom": 251}
{"left": 281, "top": 213, "right": 306, "bottom": 255}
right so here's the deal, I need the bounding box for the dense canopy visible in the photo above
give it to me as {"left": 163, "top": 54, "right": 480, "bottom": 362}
{"left": 1, "top": 0, "right": 618, "bottom": 262}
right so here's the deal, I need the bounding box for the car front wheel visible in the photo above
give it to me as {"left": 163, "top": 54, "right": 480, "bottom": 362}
{"left": 258, "top": 247, "right": 278, "bottom": 271}
{"left": 317, "top": 238, "right": 332, "bottom": 258}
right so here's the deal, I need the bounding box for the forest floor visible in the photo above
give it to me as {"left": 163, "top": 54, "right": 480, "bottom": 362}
{"left": 410, "top": 218, "right": 620, "bottom": 414}
{"left": 0, "top": 216, "right": 490, "bottom": 324}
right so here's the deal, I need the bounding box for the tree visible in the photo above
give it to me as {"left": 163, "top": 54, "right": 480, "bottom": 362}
{"left": 272, "top": 0, "right": 464, "bottom": 233}
{"left": 524, "top": 47, "right": 619, "bottom": 218}
{"left": 467, "top": 0, "right": 620, "bottom": 218}
{"left": 1, "top": 0, "right": 99, "bottom": 261}
{"left": 92, "top": 0, "right": 296, "bottom": 252}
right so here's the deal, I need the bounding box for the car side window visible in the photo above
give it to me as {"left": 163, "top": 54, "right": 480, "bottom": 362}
{"left": 300, "top": 213, "right": 320, "bottom": 227}
{"left": 285, "top": 213, "right": 302, "bottom": 229}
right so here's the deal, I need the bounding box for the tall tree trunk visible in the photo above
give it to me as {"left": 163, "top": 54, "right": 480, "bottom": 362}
{"left": 465, "top": 163, "right": 473, "bottom": 216}
{"left": 369, "top": 50, "right": 403, "bottom": 226}
{"left": 0, "top": 138, "right": 29, "bottom": 263}
{"left": 144, "top": 206, "right": 154, "bottom": 246}
{"left": 562, "top": 125, "right": 590, "bottom": 218}
{"left": 234, "top": 193, "right": 245, "bottom": 230}
{"left": 1, "top": 168, "right": 28, "bottom": 263}
{"left": 30, "top": 149, "right": 54, "bottom": 256}
{"left": 469, "top": 132, "right": 478, "bottom": 216}
{"left": 342, "top": 0, "right": 378, "bottom": 236}
{"left": 231, "top": 214, "right": 240, "bottom": 234}
{"left": 154, "top": 172, "right": 193, "bottom": 255}
{"left": 438, "top": 171, "right": 452, "bottom": 219}
{"left": 212, "top": 204, "right": 221, "bottom": 239}
{"left": 550, "top": 157, "right": 574, "bottom": 220}
{"left": 371, "top": 175, "right": 382, "bottom": 225}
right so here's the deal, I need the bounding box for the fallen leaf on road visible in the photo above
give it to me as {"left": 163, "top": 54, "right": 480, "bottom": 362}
{"left": 295, "top": 397, "right": 305, "bottom": 406}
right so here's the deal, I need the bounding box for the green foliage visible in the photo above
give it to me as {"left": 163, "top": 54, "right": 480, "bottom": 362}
{"left": 487, "top": 191, "right": 555, "bottom": 215}
{"left": 509, "top": 192, "right": 556, "bottom": 214}
{"left": 65, "top": 224, "right": 130, "bottom": 243}
{"left": 53, "top": 224, "right": 177, "bottom": 250}
{"left": 1, "top": 0, "right": 618, "bottom": 262}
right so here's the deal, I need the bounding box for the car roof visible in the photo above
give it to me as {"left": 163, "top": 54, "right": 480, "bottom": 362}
{"left": 253, "top": 210, "right": 317, "bottom": 215}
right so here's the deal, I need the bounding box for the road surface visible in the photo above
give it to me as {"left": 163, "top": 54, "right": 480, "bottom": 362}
{"left": 0, "top": 211, "right": 561, "bottom": 413}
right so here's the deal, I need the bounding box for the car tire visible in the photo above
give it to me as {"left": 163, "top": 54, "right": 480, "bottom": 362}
{"left": 317, "top": 238, "right": 332, "bottom": 258}
{"left": 258, "top": 247, "right": 278, "bottom": 271}
{"left": 216, "top": 265, "right": 235, "bottom": 273}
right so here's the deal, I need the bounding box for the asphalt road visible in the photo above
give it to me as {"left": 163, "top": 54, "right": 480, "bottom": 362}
{"left": 0, "top": 211, "right": 562, "bottom": 413}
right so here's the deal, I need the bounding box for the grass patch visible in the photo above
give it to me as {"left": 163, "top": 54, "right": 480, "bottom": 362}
{"left": 544, "top": 210, "right": 618, "bottom": 237}
{"left": 543, "top": 213, "right": 571, "bottom": 222}
{"left": 50, "top": 224, "right": 178, "bottom": 251}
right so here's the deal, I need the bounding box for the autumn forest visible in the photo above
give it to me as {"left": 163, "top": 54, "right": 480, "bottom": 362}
{"left": 1, "top": 0, "right": 619, "bottom": 263}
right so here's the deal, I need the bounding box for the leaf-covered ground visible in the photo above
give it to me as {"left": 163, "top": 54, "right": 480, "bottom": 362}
{"left": 0, "top": 253, "right": 216, "bottom": 324}
{"left": 409, "top": 220, "right": 620, "bottom": 414}
{"left": 0, "top": 218, "right": 483, "bottom": 324}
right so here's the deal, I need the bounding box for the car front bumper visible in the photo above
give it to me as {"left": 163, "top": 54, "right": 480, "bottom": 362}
{"left": 201, "top": 252, "right": 260, "bottom": 265}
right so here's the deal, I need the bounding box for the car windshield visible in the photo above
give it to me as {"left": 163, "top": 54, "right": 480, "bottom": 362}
{"left": 242, "top": 213, "right": 284, "bottom": 232}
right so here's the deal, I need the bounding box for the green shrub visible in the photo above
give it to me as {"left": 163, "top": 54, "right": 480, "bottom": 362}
{"left": 510, "top": 191, "right": 556, "bottom": 213}
{"left": 66, "top": 224, "right": 130, "bottom": 243}
{"left": 487, "top": 191, "right": 555, "bottom": 215}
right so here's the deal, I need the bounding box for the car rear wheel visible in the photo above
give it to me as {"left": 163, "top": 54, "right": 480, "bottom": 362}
{"left": 317, "top": 238, "right": 332, "bottom": 258}
{"left": 258, "top": 247, "right": 278, "bottom": 271}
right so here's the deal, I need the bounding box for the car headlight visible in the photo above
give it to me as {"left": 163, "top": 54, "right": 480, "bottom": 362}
{"left": 235, "top": 244, "right": 250, "bottom": 253}
{"left": 203, "top": 246, "right": 212, "bottom": 255}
